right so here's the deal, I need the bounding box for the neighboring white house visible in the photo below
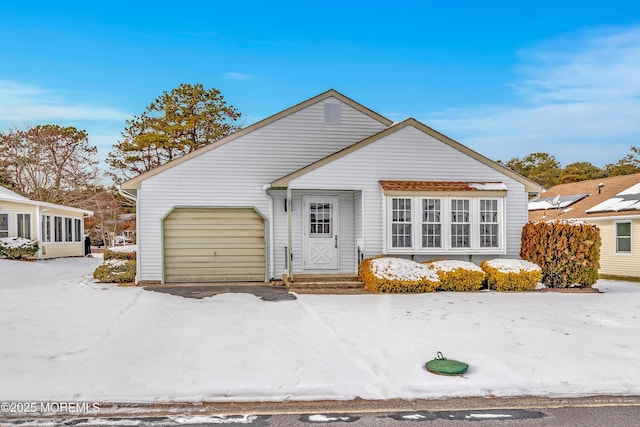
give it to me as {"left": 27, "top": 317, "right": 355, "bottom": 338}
{"left": 0, "top": 185, "right": 93, "bottom": 259}
{"left": 122, "top": 90, "right": 541, "bottom": 284}
{"left": 529, "top": 173, "right": 640, "bottom": 280}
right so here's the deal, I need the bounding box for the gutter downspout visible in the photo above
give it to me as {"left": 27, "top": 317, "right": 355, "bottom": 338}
{"left": 287, "top": 187, "right": 293, "bottom": 281}
{"left": 262, "top": 184, "right": 275, "bottom": 281}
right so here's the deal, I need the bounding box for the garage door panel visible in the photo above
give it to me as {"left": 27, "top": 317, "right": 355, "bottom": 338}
{"left": 163, "top": 207, "right": 265, "bottom": 283}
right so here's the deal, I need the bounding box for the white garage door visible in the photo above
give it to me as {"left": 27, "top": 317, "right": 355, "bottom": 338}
{"left": 163, "top": 207, "right": 265, "bottom": 283}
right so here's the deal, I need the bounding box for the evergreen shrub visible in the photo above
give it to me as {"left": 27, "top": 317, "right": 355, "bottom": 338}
{"left": 426, "top": 260, "right": 486, "bottom": 291}
{"left": 93, "top": 259, "right": 136, "bottom": 283}
{"left": 481, "top": 259, "right": 542, "bottom": 291}
{"left": 0, "top": 238, "right": 39, "bottom": 259}
{"left": 360, "top": 257, "right": 439, "bottom": 293}
{"left": 520, "top": 220, "right": 600, "bottom": 288}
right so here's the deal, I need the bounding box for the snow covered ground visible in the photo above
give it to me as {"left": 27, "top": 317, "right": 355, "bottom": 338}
{"left": 1, "top": 257, "right": 639, "bottom": 403}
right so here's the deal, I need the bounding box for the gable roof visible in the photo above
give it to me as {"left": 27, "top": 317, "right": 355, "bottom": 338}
{"left": 0, "top": 185, "right": 93, "bottom": 215}
{"left": 270, "top": 118, "right": 542, "bottom": 192}
{"left": 528, "top": 173, "right": 640, "bottom": 221}
{"left": 0, "top": 186, "right": 30, "bottom": 202}
{"left": 121, "top": 89, "right": 393, "bottom": 191}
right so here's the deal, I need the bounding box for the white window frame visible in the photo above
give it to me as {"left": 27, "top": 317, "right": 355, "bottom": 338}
{"left": 74, "top": 218, "right": 83, "bottom": 242}
{"left": 54, "top": 216, "right": 64, "bottom": 243}
{"left": 421, "top": 198, "right": 443, "bottom": 249}
{"left": 16, "top": 213, "right": 32, "bottom": 239}
{"left": 390, "top": 197, "right": 414, "bottom": 249}
{"left": 0, "top": 211, "right": 10, "bottom": 238}
{"left": 450, "top": 198, "right": 471, "bottom": 248}
{"left": 614, "top": 221, "right": 632, "bottom": 255}
{"left": 386, "top": 196, "right": 505, "bottom": 254}
{"left": 41, "top": 214, "right": 52, "bottom": 243}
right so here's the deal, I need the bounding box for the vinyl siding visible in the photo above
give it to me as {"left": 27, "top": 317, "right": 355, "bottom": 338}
{"left": 592, "top": 218, "right": 640, "bottom": 278}
{"left": 286, "top": 126, "right": 529, "bottom": 262}
{"left": 137, "top": 97, "right": 387, "bottom": 281}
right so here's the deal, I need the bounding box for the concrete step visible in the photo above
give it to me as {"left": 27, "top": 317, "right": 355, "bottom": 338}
{"left": 289, "top": 287, "right": 373, "bottom": 295}
{"left": 292, "top": 274, "right": 360, "bottom": 283}
{"left": 289, "top": 280, "right": 365, "bottom": 289}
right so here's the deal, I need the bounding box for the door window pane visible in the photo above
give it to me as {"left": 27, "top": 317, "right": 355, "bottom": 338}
{"left": 309, "top": 203, "right": 332, "bottom": 237}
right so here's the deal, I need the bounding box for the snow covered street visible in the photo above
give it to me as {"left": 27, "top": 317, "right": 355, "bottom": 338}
{"left": 1, "top": 257, "right": 639, "bottom": 403}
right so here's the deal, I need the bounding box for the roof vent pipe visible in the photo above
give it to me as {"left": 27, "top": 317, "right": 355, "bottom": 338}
{"left": 598, "top": 183, "right": 605, "bottom": 194}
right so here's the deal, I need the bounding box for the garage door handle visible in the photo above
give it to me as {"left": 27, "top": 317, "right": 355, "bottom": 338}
{"left": 335, "top": 235, "right": 338, "bottom": 248}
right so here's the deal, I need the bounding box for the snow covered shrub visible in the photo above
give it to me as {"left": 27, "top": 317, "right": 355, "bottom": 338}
{"left": 481, "top": 259, "right": 542, "bottom": 291}
{"left": 103, "top": 246, "right": 136, "bottom": 261}
{"left": 521, "top": 220, "right": 600, "bottom": 288}
{"left": 0, "top": 237, "right": 39, "bottom": 260}
{"left": 360, "top": 257, "right": 439, "bottom": 293}
{"left": 426, "top": 260, "right": 486, "bottom": 292}
{"left": 93, "top": 259, "right": 136, "bottom": 283}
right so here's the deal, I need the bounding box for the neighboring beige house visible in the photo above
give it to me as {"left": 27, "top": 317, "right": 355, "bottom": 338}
{"left": 0, "top": 185, "right": 93, "bottom": 259}
{"left": 122, "top": 89, "right": 541, "bottom": 284}
{"left": 528, "top": 173, "right": 640, "bottom": 280}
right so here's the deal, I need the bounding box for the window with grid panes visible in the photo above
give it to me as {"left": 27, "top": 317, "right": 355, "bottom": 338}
{"left": 479, "top": 199, "right": 499, "bottom": 247}
{"left": 421, "top": 198, "right": 442, "bottom": 248}
{"left": 391, "top": 198, "right": 412, "bottom": 248}
{"left": 450, "top": 199, "right": 470, "bottom": 248}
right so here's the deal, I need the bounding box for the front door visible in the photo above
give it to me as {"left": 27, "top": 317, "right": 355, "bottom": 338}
{"left": 303, "top": 196, "right": 339, "bottom": 270}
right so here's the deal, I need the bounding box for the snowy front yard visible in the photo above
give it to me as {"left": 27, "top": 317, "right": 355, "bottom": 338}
{"left": 1, "top": 257, "right": 639, "bottom": 403}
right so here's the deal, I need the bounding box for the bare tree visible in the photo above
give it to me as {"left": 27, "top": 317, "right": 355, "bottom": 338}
{"left": 0, "top": 125, "right": 99, "bottom": 205}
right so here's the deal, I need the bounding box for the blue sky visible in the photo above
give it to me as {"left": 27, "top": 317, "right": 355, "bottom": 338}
{"left": 1, "top": 1, "right": 639, "bottom": 176}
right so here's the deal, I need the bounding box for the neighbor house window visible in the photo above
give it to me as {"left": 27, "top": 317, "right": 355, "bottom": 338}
{"left": 16, "top": 213, "right": 31, "bottom": 239}
{"left": 421, "top": 198, "right": 442, "bottom": 248}
{"left": 616, "top": 222, "right": 631, "bottom": 253}
{"left": 480, "top": 199, "right": 499, "bottom": 248}
{"left": 54, "top": 216, "right": 63, "bottom": 242}
{"left": 450, "top": 199, "right": 470, "bottom": 248}
{"left": 65, "top": 217, "right": 73, "bottom": 242}
{"left": 391, "top": 198, "right": 412, "bottom": 248}
{"left": 0, "top": 213, "right": 8, "bottom": 238}
{"left": 74, "top": 218, "right": 82, "bottom": 242}
{"left": 41, "top": 215, "right": 52, "bottom": 243}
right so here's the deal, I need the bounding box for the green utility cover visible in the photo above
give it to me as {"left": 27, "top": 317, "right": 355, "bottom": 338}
{"left": 425, "top": 352, "right": 468, "bottom": 376}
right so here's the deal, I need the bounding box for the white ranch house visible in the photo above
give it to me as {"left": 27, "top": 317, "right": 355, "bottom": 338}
{"left": 122, "top": 90, "right": 541, "bottom": 284}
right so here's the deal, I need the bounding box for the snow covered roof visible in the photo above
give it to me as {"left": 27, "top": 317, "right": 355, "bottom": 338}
{"left": 379, "top": 181, "right": 508, "bottom": 192}
{"left": 528, "top": 193, "right": 590, "bottom": 211}
{"left": 586, "top": 182, "right": 640, "bottom": 213}
{"left": 528, "top": 173, "right": 640, "bottom": 221}
{"left": 0, "top": 186, "right": 30, "bottom": 202}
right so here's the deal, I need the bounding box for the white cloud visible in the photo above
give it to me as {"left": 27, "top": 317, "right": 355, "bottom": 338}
{"left": 0, "top": 80, "right": 130, "bottom": 121}
{"left": 224, "top": 72, "right": 253, "bottom": 80}
{"left": 423, "top": 26, "right": 640, "bottom": 166}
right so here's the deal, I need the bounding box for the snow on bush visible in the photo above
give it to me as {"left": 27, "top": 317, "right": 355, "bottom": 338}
{"left": 0, "top": 237, "right": 39, "bottom": 259}
{"left": 481, "top": 259, "right": 542, "bottom": 291}
{"left": 94, "top": 246, "right": 137, "bottom": 283}
{"left": 426, "top": 260, "right": 486, "bottom": 292}
{"left": 360, "top": 257, "right": 439, "bottom": 293}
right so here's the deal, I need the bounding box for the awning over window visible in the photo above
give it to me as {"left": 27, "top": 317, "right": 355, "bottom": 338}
{"left": 379, "top": 180, "right": 508, "bottom": 193}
